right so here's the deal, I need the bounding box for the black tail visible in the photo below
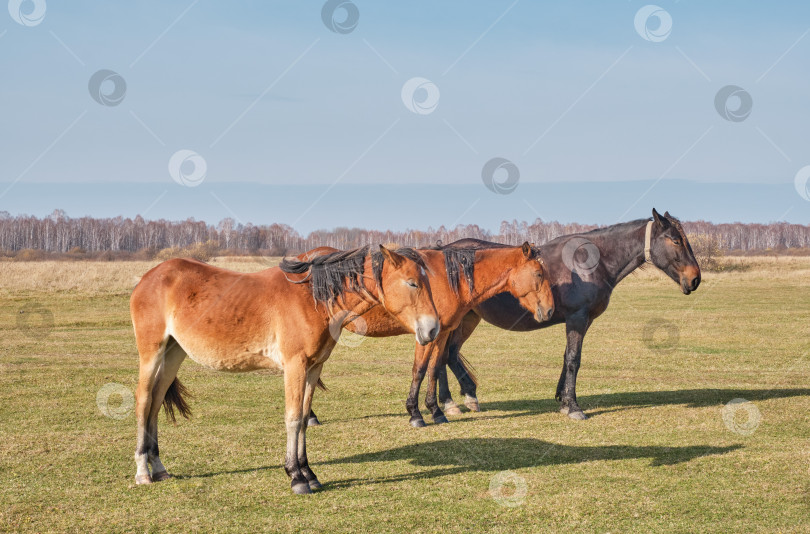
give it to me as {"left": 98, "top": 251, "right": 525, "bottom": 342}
{"left": 163, "top": 378, "right": 192, "bottom": 423}
{"left": 456, "top": 352, "right": 479, "bottom": 387}
{"left": 317, "top": 378, "right": 328, "bottom": 391}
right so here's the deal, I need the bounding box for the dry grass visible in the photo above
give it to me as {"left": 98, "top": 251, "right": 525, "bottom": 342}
{"left": 1, "top": 258, "right": 809, "bottom": 532}
{"left": 0, "top": 257, "right": 280, "bottom": 295}
{"left": 631, "top": 255, "right": 810, "bottom": 284}
{"left": 1, "top": 255, "right": 808, "bottom": 296}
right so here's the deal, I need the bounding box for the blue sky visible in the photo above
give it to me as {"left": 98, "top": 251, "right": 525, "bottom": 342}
{"left": 2, "top": 1, "right": 810, "bottom": 230}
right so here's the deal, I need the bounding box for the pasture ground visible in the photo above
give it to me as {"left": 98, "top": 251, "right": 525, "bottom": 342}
{"left": 1, "top": 257, "right": 809, "bottom": 533}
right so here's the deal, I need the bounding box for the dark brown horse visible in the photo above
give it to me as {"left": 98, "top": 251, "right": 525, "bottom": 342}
{"left": 436, "top": 209, "right": 701, "bottom": 420}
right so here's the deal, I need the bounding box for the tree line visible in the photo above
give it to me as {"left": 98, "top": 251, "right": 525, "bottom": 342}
{"left": 0, "top": 210, "right": 808, "bottom": 258}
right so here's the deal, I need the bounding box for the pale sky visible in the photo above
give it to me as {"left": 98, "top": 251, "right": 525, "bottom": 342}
{"left": 2, "top": 1, "right": 809, "bottom": 230}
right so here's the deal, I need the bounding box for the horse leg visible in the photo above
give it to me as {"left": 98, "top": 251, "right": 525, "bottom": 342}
{"left": 406, "top": 343, "right": 430, "bottom": 428}
{"left": 299, "top": 363, "right": 324, "bottom": 491}
{"left": 448, "top": 312, "right": 482, "bottom": 411}
{"left": 424, "top": 333, "right": 450, "bottom": 424}
{"left": 555, "top": 365, "right": 566, "bottom": 402}
{"left": 559, "top": 316, "right": 589, "bottom": 420}
{"left": 437, "top": 362, "right": 461, "bottom": 416}
{"left": 133, "top": 337, "right": 165, "bottom": 485}
{"left": 446, "top": 346, "right": 481, "bottom": 411}
{"left": 283, "top": 357, "right": 311, "bottom": 495}
{"left": 453, "top": 357, "right": 480, "bottom": 412}
{"left": 144, "top": 340, "right": 187, "bottom": 482}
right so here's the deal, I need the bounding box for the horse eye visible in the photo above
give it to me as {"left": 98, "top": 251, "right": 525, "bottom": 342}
{"left": 406, "top": 280, "right": 418, "bottom": 289}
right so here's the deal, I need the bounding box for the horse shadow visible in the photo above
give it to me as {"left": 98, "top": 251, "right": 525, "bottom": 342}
{"left": 177, "top": 437, "right": 741, "bottom": 488}
{"left": 319, "top": 437, "right": 742, "bottom": 489}
{"left": 173, "top": 432, "right": 743, "bottom": 486}
{"left": 173, "top": 387, "right": 803, "bottom": 483}
{"left": 476, "top": 387, "right": 810, "bottom": 419}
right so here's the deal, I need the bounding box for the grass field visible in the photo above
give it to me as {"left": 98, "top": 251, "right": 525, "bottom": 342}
{"left": 1, "top": 257, "right": 809, "bottom": 533}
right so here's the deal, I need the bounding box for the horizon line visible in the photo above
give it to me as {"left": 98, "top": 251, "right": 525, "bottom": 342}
{"left": 0, "top": 178, "right": 796, "bottom": 185}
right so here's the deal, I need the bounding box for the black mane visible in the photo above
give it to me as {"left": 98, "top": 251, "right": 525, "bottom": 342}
{"left": 574, "top": 219, "right": 649, "bottom": 238}
{"left": 580, "top": 214, "right": 691, "bottom": 251}
{"left": 574, "top": 213, "right": 686, "bottom": 239}
{"left": 280, "top": 245, "right": 425, "bottom": 303}
{"left": 440, "top": 240, "right": 543, "bottom": 294}
{"left": 442, "top": 238, "right": 510, "bottom": 250}
{"left": 416, "top": 241, "right": 479, "bottom": 295}
{"left": 441, "top": 248, "right": 476, "bottom": 295}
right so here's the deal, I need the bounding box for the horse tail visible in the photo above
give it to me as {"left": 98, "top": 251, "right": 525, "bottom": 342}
{"left": 163, "top": 378, "right": 192, "bottom": 423}
{"left": 455, "top": 351, "right": 479, "bottom": 387}
{"left": 316, "top": 378, "right": 328, "bottom": 391}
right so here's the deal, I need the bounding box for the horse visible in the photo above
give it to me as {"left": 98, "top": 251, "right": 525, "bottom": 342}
{"left": 129, "top": 245, "right": 439, "bottom": 494}
{"left": 436, "top": 209, "right": 701, "bottom": 420}
{"left": 301, "top": 242, "right": 555, "bottom": 427}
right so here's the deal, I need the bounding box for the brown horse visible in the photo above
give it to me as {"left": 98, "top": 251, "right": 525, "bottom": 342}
{"left": 437, "top": 209, "right": 702, "bottom": 420}
{"left": 301, "top": 243, "right": 555, "bottom": 427}
{"left": 129, "top": 245, "right": 439, "bottom": 494}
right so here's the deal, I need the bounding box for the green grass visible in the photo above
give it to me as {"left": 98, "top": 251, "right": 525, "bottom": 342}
{"left": 1, "top": 265, "right": 809, "bottom": 533}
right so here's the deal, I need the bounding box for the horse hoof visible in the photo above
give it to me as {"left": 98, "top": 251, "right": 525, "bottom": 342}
{"left": 308, "top": 478, "right": 323, "bottom": 491}
{"left": 135, "top": 474, "right": 153, "bottom": 485}
{"left": 433, "top": 414, "right": 449, "bottom": 425}
{"left": 409, "top": 417, "right": 426, "bottom": 428}
{"left": 151, "top": 470, "right": 171, "bottom": 482}
{"left": 444, "top": 403, "right": 462, "bottom": 416}
{"left": 464, "top": 396, "right": 480, "bottom": 412}
{"left": 307, "top": 416, "right": 321, "bottom": 427}
{"left": 292, "top": 480, "right": 313, "bottom": 495}
{"left": 562, "top": 408, "right": 588, "bottom": 420}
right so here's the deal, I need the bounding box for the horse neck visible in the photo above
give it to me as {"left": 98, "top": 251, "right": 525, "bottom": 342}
{"left": 593, "top": 220, "right": 650, "bottom": 285}
{"left": 463, "top": 248, "right": 520, "bottom": 305}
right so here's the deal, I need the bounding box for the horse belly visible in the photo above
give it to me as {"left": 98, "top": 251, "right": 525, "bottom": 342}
{"left": 476, "top": 293, "right": 558, "bottom": 331}
{"left": 179, "top": 336, "right": 284, "bottom": 373}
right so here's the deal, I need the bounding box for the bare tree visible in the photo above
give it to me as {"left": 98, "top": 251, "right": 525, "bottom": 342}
{"left": 0, "top": 212, "right": 808, "bottom": 258}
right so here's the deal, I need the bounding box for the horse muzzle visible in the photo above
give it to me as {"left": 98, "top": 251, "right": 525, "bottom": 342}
{"left": 415, "top": 316, "right": 440, "bottom": 346}
{"left": 535, "top": 304, "right": 555, "bottom": 323}
{"left": 681, "top": 273, "right": 700, "bottom": 295}
{"left": 678, "top": 263, "right": 701, "bottom": 295}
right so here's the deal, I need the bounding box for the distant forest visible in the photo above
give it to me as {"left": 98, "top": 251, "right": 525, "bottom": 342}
{"left": 1, "top": 210, "right": 809, "bottom": 259}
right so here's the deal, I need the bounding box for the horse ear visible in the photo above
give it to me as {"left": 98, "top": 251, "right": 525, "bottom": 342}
{"left": 379, "top": 245, "right": 405, "bottom": 269}
{"left": 652, "top": 208, "right": 669, "bottom": 229}
{"left": 521, "top": 241, "right": 533, "bottom": 259}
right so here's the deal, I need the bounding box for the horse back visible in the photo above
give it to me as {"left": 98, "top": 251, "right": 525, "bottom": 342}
{"left": 130, "top": 258, "right": 321, "bottom": 371}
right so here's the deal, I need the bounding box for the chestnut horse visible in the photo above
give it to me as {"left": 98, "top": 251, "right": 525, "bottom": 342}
{"left": 130, "top": 245, "right": 438, "bottom": 494}
{"left": 437, "top": 209, "right": 701, "bottom": 420}
{"left": 302, "top": 242, "right": 555, "bottom": 427}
